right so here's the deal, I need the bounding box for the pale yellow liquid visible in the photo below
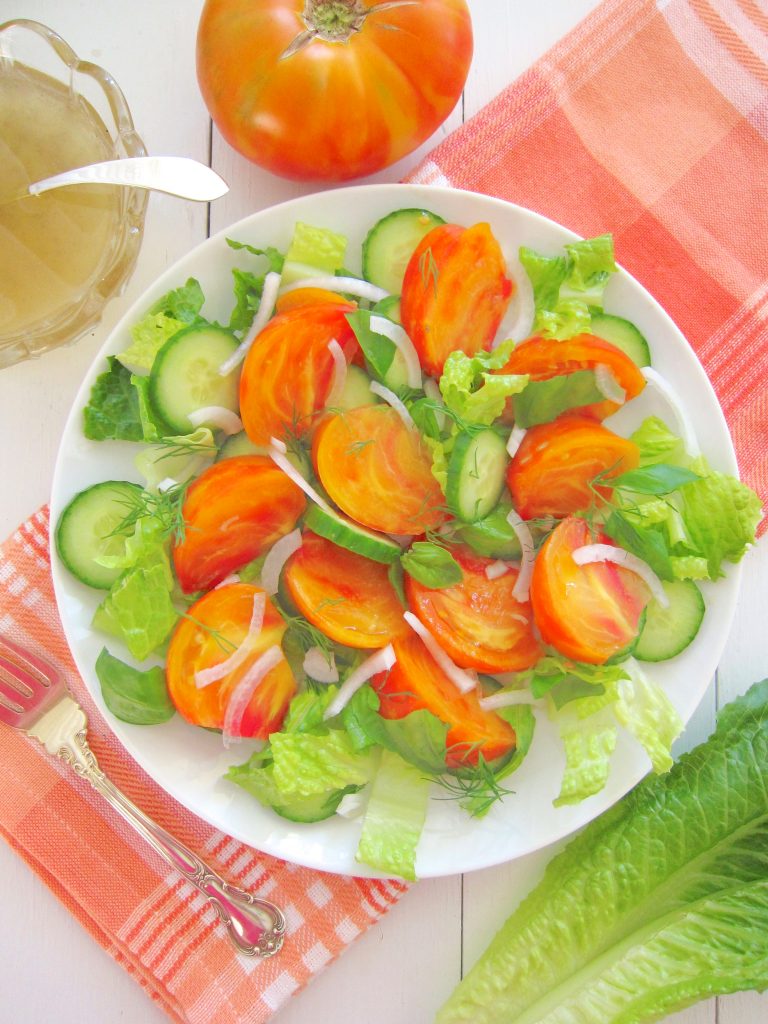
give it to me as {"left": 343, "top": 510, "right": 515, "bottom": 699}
{"left": 0, "top": 63, "right": 122, "bottom": 337}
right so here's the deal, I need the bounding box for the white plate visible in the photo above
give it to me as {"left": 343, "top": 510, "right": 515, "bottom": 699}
{"left": 50, "top": 183, "right": 741, "bottom": 879}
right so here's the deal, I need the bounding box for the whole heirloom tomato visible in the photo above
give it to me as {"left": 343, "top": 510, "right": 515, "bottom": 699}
{"left": 196, "top": 0, "right": 473, "bottom": 181}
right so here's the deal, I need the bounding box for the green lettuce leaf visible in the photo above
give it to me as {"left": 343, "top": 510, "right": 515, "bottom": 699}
{"left": 280, "top": 221, "right": 347, "bottom": 285}
{"left": 227, "top": 245, "right": 284, "bottom": 333}
{"left": 554, "top": 707, "right": 617, "bottom": 806}
{"left": 613, "top": 659, "right": 684, "bottom": 774}
{"left": 439, "top": 340, "right": 527, "bottom": 426}
{"left": 93, "top": 554, "right": 178, "bottom": 661}
{"left": 94, "top": 647, "right": 174, "bottom": 725}
{"left": 356, "top": 748, "right": 430, "bottom": 881}
{"left": 269, "top": 730, "right": 375, "bottom": 798}
{"left": 437, "top": 678, "right": 768, "bottom": 1024}
{"left": 116, "top": 278, "right": 204, "bottom": 372}
{"left": 83, "top": 357, "right": 143, "bottom": 442}
{"left": 513, "top": 369, "right": 604, "bottom": 427}
{"left": 133, "top": 428, "right": 217, "bottom": 491}
{"left": 631, "top": 415, "right": 690, "bottom": 467}
{"left": 519, "top": 234, "right": 617, "bottom": 340}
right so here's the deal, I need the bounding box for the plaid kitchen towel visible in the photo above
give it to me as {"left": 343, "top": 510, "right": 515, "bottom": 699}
{"left": 0, "top": 507, "right": 406, "bottom": 1024}
{"left": 407, "top": 0, "right": 768, "bottom": 527}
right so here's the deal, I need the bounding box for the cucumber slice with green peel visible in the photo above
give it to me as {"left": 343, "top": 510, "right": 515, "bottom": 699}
{"left": 148, "top": 324, "right": 240, "bottom": 434}
{"left": 55, "top": 480, "right": 143, "bottom": 590}
{"left": 446, "top": 429, "right": 509, "bottom": 523}
{"left": 304, "top": 502, "right": 402, "bottom": 564}
{"left": 363, "top": 208, "right": 445, "bottom": 295}
{"left": 634, "top": 578, "right": 705, "bottom": 662}
{"left": 335, "top": 364, "right": 379, "bottom": 411}
{"left": 216, "top": 430, "right": 266, "bottom": 460}
{"left": 589, "top": 312, "right": 651, "bottom": 367}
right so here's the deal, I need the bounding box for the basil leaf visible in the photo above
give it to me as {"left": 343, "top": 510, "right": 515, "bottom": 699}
{"left": 95, "top": 647, "right": 174, "bottom": 725}
{"left": 401, "top": 541, "right": 463, "bottom": 589}
{"left": 603, "top": 509, "right": 674, "bottom": 581}
{"left": 612, "top": 464, "right": 701, "bottom": 495}
{"left": 513, "top": 369, "right": 604, "bottom": 427}
{"left": 345, "top": 309, "right": 397, "bottom": 381}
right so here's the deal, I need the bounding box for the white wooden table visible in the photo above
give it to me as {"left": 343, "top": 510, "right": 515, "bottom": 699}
{"left": 1, "top": 2, "right": 766, "bottom": 1022}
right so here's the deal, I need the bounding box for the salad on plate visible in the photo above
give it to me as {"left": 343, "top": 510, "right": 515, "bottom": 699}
{"left": 53, "top": 200, "right": 760, "bottom": 880}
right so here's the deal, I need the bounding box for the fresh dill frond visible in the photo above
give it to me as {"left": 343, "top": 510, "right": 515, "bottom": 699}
{"left": 180, "top": 613, "right": 238, "bottom": 654}
{"left": 112, "top": 480, "right": 191, "bottom": 545}
{"left": 432, "top": 753, "right": 515, "bottom": 817}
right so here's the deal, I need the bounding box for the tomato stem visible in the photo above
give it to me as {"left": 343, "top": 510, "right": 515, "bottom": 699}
{"left": 283, "top": 0, "right": 417, "bottom": 53}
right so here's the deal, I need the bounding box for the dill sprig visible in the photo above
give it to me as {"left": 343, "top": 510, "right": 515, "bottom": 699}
{"left": 180, "top": 613, "right": 238, "bottom": 654}
{"left": 432, "top": 753, "right": 515, "bottom": 816}
{"left": 149, "top": 436, "right": 219, "bottom": 463}
{"left": 112, "top": 480, "right": 191, "bottom": 545}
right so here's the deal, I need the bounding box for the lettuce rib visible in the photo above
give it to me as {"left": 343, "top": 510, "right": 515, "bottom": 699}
{"left": 437, "top": 679, "right": 768, "bottom": 1024}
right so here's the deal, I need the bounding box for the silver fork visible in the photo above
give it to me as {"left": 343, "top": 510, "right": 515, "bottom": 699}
{"left": 0, "top": 636, "right": 285, "bottom": 958}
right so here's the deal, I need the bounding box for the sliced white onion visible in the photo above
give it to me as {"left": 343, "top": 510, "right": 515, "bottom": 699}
{"left": 219, "top": 270, "right": 282, "bottom": 376}
{"left": 323, "top": 645, "right": 397, "bottom": 719}
{"left": 222, "top": 644, "right": 284, "bottom": 746}
{"left": 324, "top": 338, "right": 348, "bottom": 409}
{"left": 267, "top": 440, "right": 334, "bottom": 513}
{"left": 494, "top": 251, "right": 535, "bottom": 346}
{"left": 214, "top": 573, "right": 241, "bottom": 589}
{"left": 157, "top": 476, "right": 178, "bottom": 493}
{"left": 368, "top": 314, "right": 422, "bottom": 389}
{"left": 303, "top": 646, "right": 339, "bottom": 684}
{"left": 572, "top": 543, "right": 669, "bottom": 607}
{"left": 270, "top": 435, "right": 288, "bottom": 454}
{"left": 335, "top": 789, "right": 369, "bottom": 819}
{"left": 279, "top": 275, "right": 388, "bottom": 304}
{"left": 594, "top": 364, "right": 626, "bottom": 405}
{"left": 188, "top": 406, "right": 244, "bottom": 435}
{"left": 485, "top": 560, "right": 512, "bottom": 580}
{"left": 479, "top": 689, "right": 540, "bottom": 711}
{"left": 403, "top": 611, "right": 478, "bottom": 695}
{"left": 641, "top": 367, "right": 700, "bottom": 456}
{"left": 506, "top": 509, "right": 535, "bottom": 603}
{"left": 260, "top": 528, "right": 302, "bottom": 596}
{"left": 195, "top": 591, "right": 266, "bottom": 689}
{"left": 506, "top": 424, "right": 527, "bottom": 458}
{"left": 369, "top": 380, "right": 416, "bottom": 430}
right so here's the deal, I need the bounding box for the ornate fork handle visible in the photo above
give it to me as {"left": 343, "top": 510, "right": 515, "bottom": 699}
{"left": 29, "top": 696, "right": 285, "bottom": 957}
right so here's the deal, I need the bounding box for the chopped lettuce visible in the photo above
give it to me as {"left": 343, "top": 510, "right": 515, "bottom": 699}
{"left": 613, "top": 659, "right": 683, "bottom": 774}
{"left": 83, "top": 357, "right": 143, "bottom": 442}
{"left": 437, "top": 678, "right": 768, "bottom": 1024}
{"left": 134, "top": 427, "right": 217, "bottom": 491}
{"left": 519, "top": 233, "right": 617, "bottom": 339}
{"left": 93, "top": 556, "right": 178, "bottom": 661}
{"left": 226, "top": 242, "right": 284, "bottom": 333}
{"left": 356, "top": 748, "right": 430, "bottom": 881}
{"left": 439, "top": 339, "right": 527, "bottom": 427}
{"left": 281, "top": 220, "right": 347, "bottom": 285}
{"left": 269, "top": 730, "right": 375, "bottom": 797}
{"left": 554, "top": 707, "right": 617, "bottom": 806}
{"left": 116, "top": 278, "right": 205, "bottom": 373}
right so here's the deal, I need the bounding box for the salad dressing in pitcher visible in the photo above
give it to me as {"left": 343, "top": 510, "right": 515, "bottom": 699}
{"left": 0, "top": 62, "right": 122, "bottom": 339}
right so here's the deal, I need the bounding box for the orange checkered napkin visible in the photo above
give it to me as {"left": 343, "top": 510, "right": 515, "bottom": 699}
{"left": 407, "top": 0, "right": 768, "bottom": 526}
{"left": 0, "top": 508, "right": 406, "bottom": 1024}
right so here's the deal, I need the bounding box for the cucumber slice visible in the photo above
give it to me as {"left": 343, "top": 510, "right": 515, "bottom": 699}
{"left": 363, "top": 208, "right": 445, "bottom": 295}
{"left": 55, "top": 480, "right": 142, "bottom": 590}
{"left": 336, "top": 364, "right": 379, "bottom": 411}
{"left": 589, "top": 312, "right": 651, "bottom": 367}
{"left": 216, "top": 431, "right": 266, "bottom": 460}
{"left": 304, "top": 502, "right": 401, "bottom": 564}
{"left": 446, "top": 429, "right": 508, "bottom": 523}
{"left": 148, "top": 324, "right": 240, "bottom": 434}
{"left": 634, "top": 579, "right": 705, "bottom": 662}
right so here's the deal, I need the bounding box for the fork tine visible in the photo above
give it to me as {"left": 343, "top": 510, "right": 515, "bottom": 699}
{"left": 0, "top": 636, "right": 58, "bottom": 687}
{"left": 0, "top": 654, "right": 47, "bottom": 699}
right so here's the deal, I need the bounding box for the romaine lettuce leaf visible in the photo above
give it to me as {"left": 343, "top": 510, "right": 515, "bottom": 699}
{"left": 83, "top": 357, "right": 143, "bottom": 442}
{"left": 356, "top": 748, "right": 430, "bottom": 881}
{"left": 134, "top": 427, "right": 217, "bottom": 492}
{"left": 269, "top": 730, "right": 375, "bottom": 797}
{"left": 437, "top": 678, "right": 768, "bottom": 1024}
{"left": 519, "top": 234, "right": 617, "bottom": 340}
{"left": 439, "top": 340, "right": 527, "bottom": 426}
{"left": 280, "top": 221, "right": 347, "bottom": 285}
{"left": 116, "top": 278, "right": 204, "bottom": 372}
{"left": 93, "top": 557, "right": 178, "bottom": 661}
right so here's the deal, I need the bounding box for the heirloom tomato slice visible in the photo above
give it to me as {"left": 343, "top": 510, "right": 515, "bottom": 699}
{"left": 166, "top": 583, "right": 296, "bottom": 738}
{"left": 373, "top": 633, "right": 517, "bottom": 769}
{"left": 405, "top": 547, "right": 542, "bottom": 672}
{"left": 312, "top": 404, "right": 446, "bottom": 535}
{"left": 400, "top": 222, "right": 513, "bottom": 377}
{"left": 507, "top": 415, "right": 640, "bottom": 520}
{"left": 239, "top": 301, "right": 358, "bottom": 445}
{"left": 173, "top": 455, "right": 306, "bottom": 593}
{"left": 497, "top": 334, "right": 646, "bottom": 420}
{"left": 282, "top": 531, "right": 409, "bottom": 649}
{"left": 530, "top": 516, "right": 651, "bottom": 665}
{"left": 275, "top": 287, "right": 356, "bottom": 314}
